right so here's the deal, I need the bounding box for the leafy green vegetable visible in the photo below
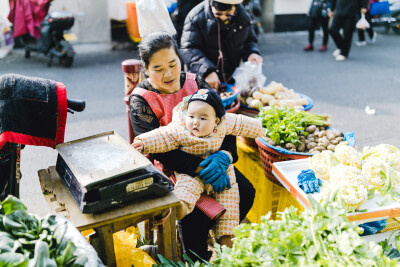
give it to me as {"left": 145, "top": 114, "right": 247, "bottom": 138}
{"left": 0, "top": 252, "right": 28, "bottom": 267}
{"left": 257, "top": 106, "right": 330, "bottom": 145}
{"left": 213, "top": 198, "right": 396, "bottom": 266}
{"left": 0, "top": 197, "right": 91, "bottom": 267}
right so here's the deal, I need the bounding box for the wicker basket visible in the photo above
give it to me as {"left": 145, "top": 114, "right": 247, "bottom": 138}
{"left": 255, "top": 138, "right": 311, "bottom": 185}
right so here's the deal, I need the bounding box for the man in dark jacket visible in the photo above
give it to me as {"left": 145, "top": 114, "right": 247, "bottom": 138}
{"left": 329, "top": 0, "right": 369, "bottom": 61}
{"left": 180, "top": 0, "right": 262, "bottom": 89}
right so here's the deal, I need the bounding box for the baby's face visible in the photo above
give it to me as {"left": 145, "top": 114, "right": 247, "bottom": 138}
{"left": 185, "top": 101, "right": 219, "bottom": 137}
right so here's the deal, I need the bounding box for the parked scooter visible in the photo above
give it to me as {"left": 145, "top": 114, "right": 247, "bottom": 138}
{"left": 371, "top": 0, "right": 400, "bottom": 34}
{"left": 0, "top": 74, "right": 85, "bottom": 200}
{"left": 24, "top": 11, "right": 76, "bottom": 67}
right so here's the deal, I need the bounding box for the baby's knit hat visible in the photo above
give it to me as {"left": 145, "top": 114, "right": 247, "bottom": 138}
{"left": 188, "top": 89, "right": 226, "bottom": 119}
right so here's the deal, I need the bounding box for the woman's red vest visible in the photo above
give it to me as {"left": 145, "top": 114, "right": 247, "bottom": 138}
{"left": 131, "top": 72, "right": 198, "bottom": 126}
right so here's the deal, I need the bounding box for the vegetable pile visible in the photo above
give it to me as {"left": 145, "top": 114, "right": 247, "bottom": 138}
{"left": 258, "top": 106, "right": 343, "bottom": 153}
{"left": 0, "top": 196, "right": 88, "bottom": 266}
{"left": 214, "top": 198, "right": 396, "bottom": 266}
{"left": 240, "top": 81, "right": 309, "bottom": 110}
{"left": 310, "top": 144, "right": 400, "bottom": 210}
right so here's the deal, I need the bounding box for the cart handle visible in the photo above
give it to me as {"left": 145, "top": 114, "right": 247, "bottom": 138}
{"left": 67, "top": 99, "right": 85, "bottom": 113}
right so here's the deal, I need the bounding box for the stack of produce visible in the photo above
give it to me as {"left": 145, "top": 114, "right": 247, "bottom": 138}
{"left": 258, "top": 106, "right": 345, "bottom": 153}
{"left": 214, "top": 198, "right": 396, "bottom": 266}
{"left": 240, "top": 81, "right": 309, "bottom": 110}
{"left": 310, "top": 144, "right": 400, "bottom": 211}
{"left": 0, "top": 196, "right": 90, "bottom": 266}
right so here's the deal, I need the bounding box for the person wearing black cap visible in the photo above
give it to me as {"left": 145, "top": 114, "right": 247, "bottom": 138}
{"left": 132, "top": 89, "right": 264, "bottom": 247}
{"left": 180, "top": 0, "right": 262, "bottom": 90}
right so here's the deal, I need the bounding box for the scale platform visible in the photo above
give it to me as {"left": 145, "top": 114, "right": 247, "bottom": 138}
{"left": 55, "top": 131, "right": 174, "bottom": 213}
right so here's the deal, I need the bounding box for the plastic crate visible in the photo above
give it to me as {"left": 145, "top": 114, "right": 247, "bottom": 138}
{"left": 255, "top": 138, "right": 311, "bottom": 185}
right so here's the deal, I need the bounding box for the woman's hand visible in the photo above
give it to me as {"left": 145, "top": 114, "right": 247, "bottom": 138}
{"left": 199, "top": 151, "right": 232, "bottom": 193}
{"left": 247, "top": 53, "right": 263, "bottom": 64}
{"left": 132, "top": 140, "right": 144, "bottom": 152}
{"left": 205, "top": 72, "right": 221, "bottom": 90}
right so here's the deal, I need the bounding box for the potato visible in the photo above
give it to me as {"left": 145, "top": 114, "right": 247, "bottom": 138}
{"left": 250, "top": 99, "right": 263, "bottom": 109}
{"left": 327, "top": 145, "right": 336, "bottom": 151}
{"left": 335, "top": 131, "right": 343, "bottom": 137}
{"left": 315, "top": 146, "right": 324, "bottom": 152}
{"left": 326, "top": 133, "right": 336, "bottom": 141}
{"left": 285, "top": 143, "right": 296, "bottom": 150}
{"left": 290, "top": 148, "right": 297, "bottom": 152}
{"left": 297, "top": 143, "right": 306, "bottom": 152}
{"left": 252, "top": 91, "right": 263, "bottom": 100}
{"left": 307, "top": 142, "right": 317, "bottom": 150}
{"left": 268, "top": 140, "right": 277, "bottom": 146}
{"left": 308, "top": 149, "right": 316, "bottom": 153}
{"left": 314, "top": 128, "right": 320, "bottom": 133}
{"left": 307, "top": 133, "right": 315, "bottom": 139}
{"left": 319, "top": 126, "right": 326, "bottom": 131}
{"left": 336, "top": 137, "right": 344, "bottom": 142}
{"left": 330, "top": 139, "right": 339, "bottom": 145}
{"left": 261, "top": 94, "right": 274, "bottom": 104}
{"left": 318, "top": 131, "right": 326, "bottom": 138}
{"left": 246, "top": 97, "right": 254, "bottom": 105}
{"left": 306, "top": 125, "right": 317, "bottom": 133}
{"left": 299, "top": 136, "right": 306, "bottom": 141}
{"left": 305, "top": 140, "right": 311, "bottom": 145}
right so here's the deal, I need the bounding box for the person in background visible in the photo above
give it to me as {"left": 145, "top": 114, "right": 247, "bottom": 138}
{"left": 175, "top": 0, "right": 203, "bottom": 45}
{"left": 304, "top": 0, "right": 331, "bottom": 52}
{"left": 355, "top": 0, "right": 378, "bottom": 46}
{"left": 129, "top": 32, "right": 255, "bottom": 261}
{"left": 180, "top": 0, "right": 262, "bottom": 90}
{"left": 329, "top": 0, "right": 369, "bottom": 61}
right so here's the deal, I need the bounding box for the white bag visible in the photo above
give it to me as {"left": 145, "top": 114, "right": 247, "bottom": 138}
{"left": 356, "top": 14, "right": 370, "bottom": 30}
{"left": 136, "top": 0, "right": 176, "bottom": 37}
{"left": 0, "top": 14, "right": 13, "bottom": 59}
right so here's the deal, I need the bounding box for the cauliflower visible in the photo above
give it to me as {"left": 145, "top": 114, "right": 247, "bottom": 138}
{"left": 329, "top": 165, "right": 369, "bottom": 187}
{"left": 362, "top": 144, "right": 400, "bottom": 171}
{"left": 334, "top": 142, "right": 362, "bottom": 169}
{"left": 321, "top": 182, "right": 368, "bottom": 211}
{"left": 362, "top": 157, "right": 389, "bottom": 189}
{"left": 310, "top": 150, "right": 340, "bottom": 181}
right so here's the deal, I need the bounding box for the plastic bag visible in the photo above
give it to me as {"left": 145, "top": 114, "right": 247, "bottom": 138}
{"left": 136, "top": 0, "right": 176, "bottom": 37}
{"left": 356, "top": 14, "right": 370, "bottom": 30}
{"left": 53, "top": 215, "right": 105, "bottom": 267}
{"left": 113, "top": 226, "right": 156, "bottom": 267}
{"left": 0, "top": 14, "right": 13, "bottom": 59}
{"left": 232, "top": 61, "right": 267, "bottom": 100}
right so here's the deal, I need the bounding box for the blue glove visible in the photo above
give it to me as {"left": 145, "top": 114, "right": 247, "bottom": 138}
{"left": 199, "top": 151, "right": 231, "bottom": 193}
{"left": 297, "top": 169, "right": 322, "bottom": 194}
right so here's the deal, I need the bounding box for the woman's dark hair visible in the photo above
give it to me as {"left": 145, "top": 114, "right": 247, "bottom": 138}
{"left": 138, "top": 32, "right": 181, "bottom": 69}
{"left": 211, "top": 1, "right": 235, "bottom": 11}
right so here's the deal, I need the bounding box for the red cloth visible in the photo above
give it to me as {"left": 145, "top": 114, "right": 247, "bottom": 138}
{"left": 0, "top": 81, "right": 67, "bottom": 150}
{"left": 8, "top": 0, "right": 52, "bottom": 39}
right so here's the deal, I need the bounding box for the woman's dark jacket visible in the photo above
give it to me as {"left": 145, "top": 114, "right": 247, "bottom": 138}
{"left": 331, "top": 0, "right": 369, "bottom": 16}
{"left": 129, "top": 72, "right": 238, "bottom": 177}
{"left": 180, "top": 0, "right": 260, "bottom": 83}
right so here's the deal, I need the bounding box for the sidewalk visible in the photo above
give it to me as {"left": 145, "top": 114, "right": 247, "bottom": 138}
{"left": 257, "top": 30, "right": 400, "bottom": 148}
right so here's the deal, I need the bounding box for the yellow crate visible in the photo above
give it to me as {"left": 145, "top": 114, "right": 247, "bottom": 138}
{"left": 235, "top": 139, "right": 304, "bottom": 223}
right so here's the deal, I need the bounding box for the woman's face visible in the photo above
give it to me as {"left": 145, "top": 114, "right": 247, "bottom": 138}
{"left": 145, "top": 47, "right": 181, "bottom": 94}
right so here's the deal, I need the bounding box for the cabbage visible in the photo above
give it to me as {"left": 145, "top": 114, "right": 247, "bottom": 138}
{"left": 329, "top": 165, "right": 369, "bottom": 187}
{"left": 362, "top": 157, "right": 390, "bottom": 189}
{"left": 310, "top": 150, "right": 340, "bottom": 181}
{"left": 334, "top": 142, "right": 362, "bottom": 169}
{"left": 362, "top": 144, "right": 400, "bottom": 171}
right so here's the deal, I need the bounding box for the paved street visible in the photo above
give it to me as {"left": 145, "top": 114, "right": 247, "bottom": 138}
{"left": 0, "top": 30, "right": 399, "bottom": 214}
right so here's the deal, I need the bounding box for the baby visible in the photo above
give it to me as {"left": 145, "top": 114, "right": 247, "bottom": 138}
{"left": 132, "top": 89, "right": 264, "bottom": 246}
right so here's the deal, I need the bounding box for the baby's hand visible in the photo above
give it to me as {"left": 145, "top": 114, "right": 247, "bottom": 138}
{"left": 132, "top": 140, "right": 144, "bottom": 152}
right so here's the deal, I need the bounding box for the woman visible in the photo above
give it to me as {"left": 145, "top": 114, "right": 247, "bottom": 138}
{"left": 304, "top": 0, "right": 331, "bottom": 52}
{"left": 180, "top": 0, "right": 262, "bottom": 89}
{"left": 129, "top": 32, "right": 255, "bottom": 261}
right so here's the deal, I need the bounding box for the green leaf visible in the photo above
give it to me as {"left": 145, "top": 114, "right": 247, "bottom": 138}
{"left": 0, "top": 232, "right": 15, "bottom": 253}
{"left": 1, "top": 196, "right": 27, "bottom": 215}
{"left": 0, "top": 252, "right": 28, "bottom": 267}
{"left": 28, "top": 240, "right": 57, "bottom": 267}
